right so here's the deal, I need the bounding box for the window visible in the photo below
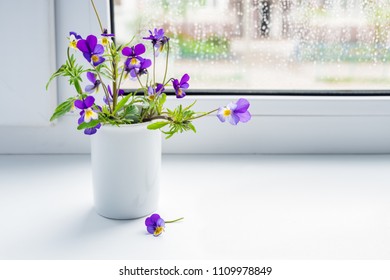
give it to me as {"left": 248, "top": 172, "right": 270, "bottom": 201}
{"left": 2, "top": 0, "right": 390, "bottom": 154}
{"left": 113, "top": 0, "right": 390, "bottom": 91}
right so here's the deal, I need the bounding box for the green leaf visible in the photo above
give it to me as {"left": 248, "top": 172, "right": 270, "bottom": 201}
{"left": 187, "top": 122, "right": 196, "bottom": 133}
{"left": 46, "top": 65, "right": 66, "bottom": 90}
{"left": 114, "top": 94, "right": 132, "bottom": 114}
{"left": 184, "top": 100, "right": 197, "bottom": 111}
{"left": 49, "top": 97, "right": 75, "bottom": 122}
{"left": 147, "top": 121, "right": 169, "bottom": 130}
{"left": 77, "top": 119, "right": 101, "bottom": 130}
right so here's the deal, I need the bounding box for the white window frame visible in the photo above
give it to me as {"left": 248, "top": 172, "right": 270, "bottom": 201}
{"left": 2, "top": 0, "right": 390, "bottom": 154}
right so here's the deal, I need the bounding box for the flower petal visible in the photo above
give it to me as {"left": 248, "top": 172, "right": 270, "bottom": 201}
{"left": 228, "top": 113, "right": 240, "bottom": 125}
{"left": 180, "top": 74, "right": 190, "bottom": 84}
{"left": 93, "top": 56, "right": 105, "bottom": 66}
{"left": 84, "top": 96, "right": 95, "bottom": 108}
{"left": 76, "top": 39, "right": 89, "bottom": 53}
{"left": 216, "top": 107, "right": 226, "bottom": 122}
{"left": 82, "top": 52, "right": 92, "bottom": 63}
{"left": 180, "top": 82, "right": 189, "bottom": 89}
{"left": 146, "top": 225, "right": 155, "bottom": 234}
{"left": 86, "top": 35, "right": 97, "bottom": 51}
{"left": 156, "top": 218, "right": 165, "bottom": 228}
{"left": 84, "top": 127, "right": 97, "bottom": 135}
{"left": 93, "top": 44, "right": 105, "bottom": 55}
{"left": 234, "top": 98, "right": 250, "bottom": 113}
{"left": 237, "top": 111, "right": 251, "bottom": 123}
{"left": 142, "top": 59, "right": 152, "bottom": 69}
{"left": 86, "top": 72, "right": 96, "bottom": 83}
{"left": 122, "top": 47, "right": 132, "bottom": 57}
{"left": 134, "top": 43, "right": 146, "bottom": 55}
{"left": 74, "top": 100, "right": 86, "bottom": 109}
{"left": 85, "top": 84, "right": 95, "bottom": 93}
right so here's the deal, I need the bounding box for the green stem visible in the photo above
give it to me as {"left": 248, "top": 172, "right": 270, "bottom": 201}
{"left": 117, "top": 64, "right": 126, "bottom": 95}
{"left": 143, "top": 114, "right": 172, "bottom": 122}
{"left": 90, "top": 0, "right": 104, "bottom": 33}
{"left": 94, "top": 67, "right": 113, "bottom": 114}
{"left": 136, "top": 74, "right": 144, "bottom": 89}
{"left": 189, "top": 109, "right": 218, "bottom": 121}
{"left": 153, "top": 47, "right": 156, "bottom": 85}
{"left": 165, "top": 217, "right": 184, "bottom": 223}
{"left": 162, "top": 41, "right": 170, "bottom": 84}
{"left": 163, "top": 78, "right": 174, "bottom": 87}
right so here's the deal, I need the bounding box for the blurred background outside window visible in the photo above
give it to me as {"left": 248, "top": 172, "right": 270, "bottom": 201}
{"left": 114, "top": 0, "right": 390, "bottom": 91}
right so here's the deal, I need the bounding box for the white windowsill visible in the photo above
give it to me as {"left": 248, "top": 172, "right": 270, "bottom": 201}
{"left": 1, "top": 154, "right": 390, "bottom": 259}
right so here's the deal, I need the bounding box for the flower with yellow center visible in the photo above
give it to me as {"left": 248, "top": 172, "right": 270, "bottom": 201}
{"left": 69, "top": 32, "right": 82, "bottom": 49}
{"left": 217, "top": 98, "right": 251, "bottom": 125}
{"left": 83, "top": 108, "right": 98, "bottom": 123}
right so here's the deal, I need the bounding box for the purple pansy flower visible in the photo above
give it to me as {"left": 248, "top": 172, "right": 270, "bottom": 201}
{"left": 85, "top": 72, "right": 101, "bottom": 93}
{"left": 172, "top": 74, "right": 190, "bottom": 98}
{"left": 74, "top": 96, "right": 101, "bottom": 135}
{"left": 143, "top": 28, "right": 170, "bottom": 56}
{"left": 217, "top": 98, "right": 251, "bottom": 125}
{"left": 103, "top": 85, "right": 125, "bottom": 105}
{"left": 101, "top": 28, "right": 114, "bottom": 45}
{"left": 127, "top": 57, "right": 152, "bottom": 78}
{"left": 148, "top": 83, "right": 165, "bottom": 100}
{"left": 122, "top": 43, "right": 146, "bottom": 68}
{"left": 69, "top": 31, "right": 82, "bottom": 49}
{"left": 77, "top": 35, "right": 105, "bottom": 66}
{"left": 74, "top": 95, "right": 99, "bottom": 123}
{"left": 145, "top": 214, "right": 165, "bottom": 237}
{"left": 101, "top": 28, "right": 114, "bottom": 37}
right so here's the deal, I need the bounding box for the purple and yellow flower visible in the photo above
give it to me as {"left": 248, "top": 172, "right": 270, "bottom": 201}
{"left": 145, "top": 214, "right": 165, "bottom": 237}
{"left": 77, "top": 35, "right": 105, "bottom": 66}
{"left": 126, "top": 57, "right": 152, "bottom": 78}
{"left": 122, "top": 44, "right": 146, "bottom": 68}
{"left": 74, "top": 96, "right": 101, "bottom": 135}
{"left": 148, "top": 83, "right": 165, "bottom": 100}
{"left": 172, "top": 74, "right": 190, "bottom": 98}
{"left": 217, "top": 98, "right": 251, "bottom": 125}
{"left": 74, "top": 96, "right": 99, "bottom": 123}
{"left": 143, "top": 28, "right": 169, "bottom": 56}
{"left": 103, "top": 85, "right": 125, "bottom": 105}
{"left": 101, "top": 28, "right": 114, "bottom": 46}
{"left": 85, "top": 72, "right": 101, "bottom": 93}
{"left": 69, "top": 31, "right": 82, "bottom": 49}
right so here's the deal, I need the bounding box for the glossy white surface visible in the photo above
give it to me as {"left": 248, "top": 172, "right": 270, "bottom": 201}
{"left": 91, "top": 124, "right": 161, "bottom": 219}
{"left": 0, "top": 154, "right": 390, "bottom": 259}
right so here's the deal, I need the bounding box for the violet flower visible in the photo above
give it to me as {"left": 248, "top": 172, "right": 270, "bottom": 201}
{"left": 103, "top": 85, "right": 125, "bottom": 105}
{"left": 85, "top": 72, "right": 101, "bottom": 93}
{"left": 74, "top": 96, "right": 101, "bottom": 135}
{"left": 101, "top": 29, "right": 114, "bottom": 46}
{"left": 128, "top": 57, "right": 152, "bottom": 78}
{"left": 217, "top": 98, "right": 251, "bottom": 125}
{"left": 145, "top": 214, "right": 165, "bottom": 237}
{"left": 143, "top": 28, "right": 170, "bottom": 56}
{"left": 148, "top": 83, "right": 165, "bottom": 100}
{"left": 145, "top": 214, "right": 184, "bottom": 237}
{"left": 74, "top": 96, "right": 98, "bottom": 123}
{"left": 77, "top": 35, "right": 105, "bottom": 66}
{"left": 172, "top": 74, "right": 190, "bottom": 98}
{"left": 69, "top": 31, "right": 82, "bottom": 49}
{"left": 122, "top": 44, "right": 146, "bottom": 68}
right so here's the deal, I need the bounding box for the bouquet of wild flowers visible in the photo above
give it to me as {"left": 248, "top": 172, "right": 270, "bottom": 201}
{"left": 46, "top": 0, "right": 251, "bottom": 137}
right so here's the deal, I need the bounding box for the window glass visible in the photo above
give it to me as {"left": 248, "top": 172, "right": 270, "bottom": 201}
{"left": 113, "top": 0, "right": 390, "bottom": 90}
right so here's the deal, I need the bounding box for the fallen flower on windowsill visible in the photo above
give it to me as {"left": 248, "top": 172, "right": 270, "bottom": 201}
{"left": 145, "top": 213, "right": 184, "bottom": 237}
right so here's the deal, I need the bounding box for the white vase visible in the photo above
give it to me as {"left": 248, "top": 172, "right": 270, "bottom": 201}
{"left": 91, "top": 122, "right": 161, "bottom": 219}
